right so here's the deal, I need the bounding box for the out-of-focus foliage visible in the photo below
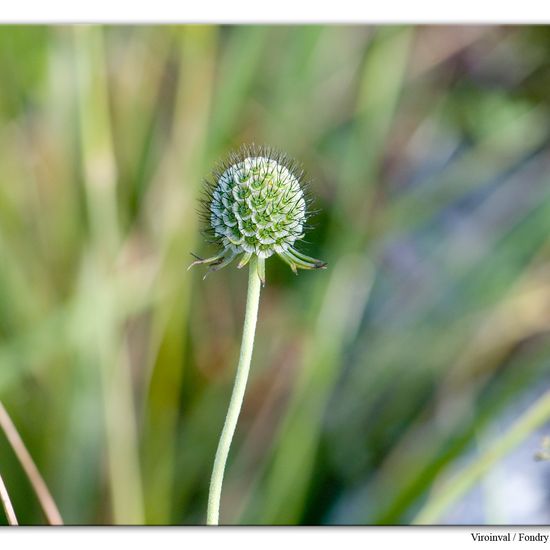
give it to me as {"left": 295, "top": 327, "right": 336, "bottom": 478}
{"left": 1, "top": 25, "right": 550, "bottom": 525}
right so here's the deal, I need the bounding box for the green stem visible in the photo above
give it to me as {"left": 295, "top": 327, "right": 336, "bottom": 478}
{"left": 207, "top": 257, "right": 262, "bottom": 525}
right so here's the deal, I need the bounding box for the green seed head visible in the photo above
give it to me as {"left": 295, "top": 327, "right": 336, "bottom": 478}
{"left": 191, "top": 145, "right": 326, "bottom": 283}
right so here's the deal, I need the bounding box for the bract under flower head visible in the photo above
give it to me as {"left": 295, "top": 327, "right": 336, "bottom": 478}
{"left": 190, "top": 145, "right": 326, "bottom": 284}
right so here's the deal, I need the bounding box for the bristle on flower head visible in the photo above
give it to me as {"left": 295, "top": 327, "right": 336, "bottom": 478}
{"left": 189, "top": 144, "right": 326, "bottom": 284}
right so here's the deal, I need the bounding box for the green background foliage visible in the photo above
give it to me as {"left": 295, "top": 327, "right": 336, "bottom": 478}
{"left": 1, "top": 25, "right": 550, "bottom": 525}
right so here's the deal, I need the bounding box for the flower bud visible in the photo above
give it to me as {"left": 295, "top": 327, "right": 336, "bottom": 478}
{"left": 190, "top": 145, "right": 326, "bottom": 284}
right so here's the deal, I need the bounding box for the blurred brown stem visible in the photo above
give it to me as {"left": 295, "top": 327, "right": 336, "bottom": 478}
{"left": 0, "top": 401, "right": 63, "bottom": 525}
{"left": 0, "top": 471, "right": 18, "bottom": 525}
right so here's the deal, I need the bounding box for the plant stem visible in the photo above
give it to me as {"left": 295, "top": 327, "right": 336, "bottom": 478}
{"left": 0, "top": 401, "right": 63, "bottom": 525}
{"left": 207, "top": 257, "right": 262, "bottom": 525}
{"left": 0, "top": 472, "right": 17, "bottom": 525}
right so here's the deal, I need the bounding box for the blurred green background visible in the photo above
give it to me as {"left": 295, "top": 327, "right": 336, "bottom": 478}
{"left": 1, "top": 24, "right": 550, "bottom": 525}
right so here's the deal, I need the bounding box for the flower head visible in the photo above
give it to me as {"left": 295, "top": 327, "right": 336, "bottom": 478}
{"left": 190, "top": 145, "right": 326, "bottom": 284}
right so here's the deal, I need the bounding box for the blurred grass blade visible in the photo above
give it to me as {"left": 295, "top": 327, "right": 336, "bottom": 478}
{"left": 413, "top": 390, "right": 550, "bottom": 524}
{"left": 0, "top": 472, "right": 17, "bottom": 525}
{"left": 74, "top": 26, "right": 143, "bottom": 524}
{"left": 207, "top": 25, "right": 268, "bottom": 151}
{"left": 73, "top": 26, "right": 120, "bottom": 255}
{"left": 141, "top": 25, "right": 218, "bottom": 524}
{"left": 0, "top": 401, "right": 62, "bottom": 525}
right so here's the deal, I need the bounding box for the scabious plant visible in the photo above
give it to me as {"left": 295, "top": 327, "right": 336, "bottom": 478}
{"left": 190, "top": 145, "right": 326, "bottom": 525}
{"left": 191, "top": 144, "right": 326, "bottom": 284}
